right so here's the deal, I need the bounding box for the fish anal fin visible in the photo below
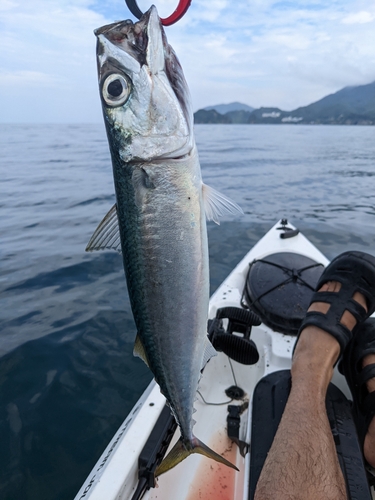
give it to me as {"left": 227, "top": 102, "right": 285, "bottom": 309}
{"left": 155, "top": 435, "right": 238, "bottom": 477}
{"left": 85, "top": 204, "right": 122, "bottom": 253}
{"left": 202, "top": 183, "right": 243, "bottom": 225}
{"left": 133, "top": 334, "right": 150, "bottom": 368}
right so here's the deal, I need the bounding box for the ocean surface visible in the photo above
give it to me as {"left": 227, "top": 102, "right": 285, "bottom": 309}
{"left": 1, "top": 123, "right": 375, "bottom": 499}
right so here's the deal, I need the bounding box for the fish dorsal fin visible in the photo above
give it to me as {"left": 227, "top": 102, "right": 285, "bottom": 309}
{"left": 133, "top": 334, "right": 150, "bottom": 368}
{"left": 202, "top": 183, "right": 244, "bottom": 225}
{"left": 85, "top": 204, "right": 122, "bottom": 253}
{"left": 201, "top": 337, "right": 217, "bottom": 371}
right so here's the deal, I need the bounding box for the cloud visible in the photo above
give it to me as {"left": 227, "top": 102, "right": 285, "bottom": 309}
{"left": 0, "top": 70, "right": 56, "bottom": 86}
{"left": 342, "top": 11, "right": 375, "bottom": 24}
{"left": 167, "top": 0, "right": 375, "bottom": 110}
{"left": 0, "top": 0, "right": 18, "bottom": 11}
{"left": 1, "top": 0, "right": 375, "bottom": 121}
{"left": 0, "top": 0, "right": 109, "bottom": 122}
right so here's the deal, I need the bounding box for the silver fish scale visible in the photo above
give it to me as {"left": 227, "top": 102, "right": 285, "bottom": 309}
{"left": 113, "top": 153, "right": 209, "bottom": 439}
{"left": 92, "top": 7, "right": 239, "bottom": 473}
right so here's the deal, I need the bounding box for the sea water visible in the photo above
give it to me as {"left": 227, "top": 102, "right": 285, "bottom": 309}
{"left": 0, "top": 124, "right": 374, "bottom": 499}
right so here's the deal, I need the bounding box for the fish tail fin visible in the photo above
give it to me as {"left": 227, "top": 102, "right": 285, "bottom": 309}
{"left": 155, "top": 435, "right": 238, "bottom": 477}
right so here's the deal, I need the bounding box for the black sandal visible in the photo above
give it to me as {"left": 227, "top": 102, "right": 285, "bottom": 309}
{"left": 295, "top": 251, "right": 375, "bottom": 359}
{"left": 342, "top": 318, "right": 375, "bottom": 448}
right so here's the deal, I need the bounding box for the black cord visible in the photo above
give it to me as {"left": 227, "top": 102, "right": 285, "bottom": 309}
{"left": 228, "top": 357, "right": 238, "bottom": 387}
{"left": 197, "top": 356, "right": 241, "bottom": 406}
{"left": 125, "top": 0, "right": 143, "bottom": 19}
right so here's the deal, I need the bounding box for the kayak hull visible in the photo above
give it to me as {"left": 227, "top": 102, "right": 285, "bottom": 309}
{"left": 75, "top": 220, "right": 373, "bottom": 500}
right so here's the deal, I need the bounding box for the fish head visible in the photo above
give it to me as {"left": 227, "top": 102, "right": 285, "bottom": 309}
{"left": 95, "top": 6, "right": 193, "bottom": 162}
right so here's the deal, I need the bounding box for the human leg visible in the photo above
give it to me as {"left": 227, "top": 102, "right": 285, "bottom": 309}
{"left": 255, "top": 251, "right": 375, "bottom": 500}
{"left": 254, "top": 282, "right": 362, "bottom": 500}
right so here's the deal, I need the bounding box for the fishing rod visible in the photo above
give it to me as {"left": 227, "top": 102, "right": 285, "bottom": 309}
{"left": 125, "top": 0, "right": 192, "bottom": 25}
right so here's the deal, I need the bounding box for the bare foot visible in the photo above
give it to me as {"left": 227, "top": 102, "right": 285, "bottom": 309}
{"left": 256, "top": 280, "right": 359, "bottom": 500}
{"left": 307, "top": 281, "right": 367, "bottom": 331}
{"left": 293, "top": 281, "right": 368, "bottom": 389}
{"left": 295, "top": 280, "right": 375, "bottom": 467}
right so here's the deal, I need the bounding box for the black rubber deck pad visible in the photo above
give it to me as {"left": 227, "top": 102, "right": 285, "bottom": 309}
{"left": 249, "top": 370, "right": 372, "bottom": 500}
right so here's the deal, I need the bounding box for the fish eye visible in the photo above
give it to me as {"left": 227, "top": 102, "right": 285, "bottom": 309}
{"left": 102, "top": 73, "right": 130, "bottom": 107}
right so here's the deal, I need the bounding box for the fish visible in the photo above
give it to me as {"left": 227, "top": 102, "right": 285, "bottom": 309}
{"left": 87, "top": 5, "right": 242, "bottom": 476}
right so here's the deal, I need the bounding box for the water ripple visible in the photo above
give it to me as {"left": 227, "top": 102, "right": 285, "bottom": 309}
{"left": 1, "top": 123, "right": 375, "bottom": 499}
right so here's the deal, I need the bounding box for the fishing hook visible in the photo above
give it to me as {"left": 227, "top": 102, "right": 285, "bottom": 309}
{"left": 125, "top": 0, "right": 192, "bottom": 26}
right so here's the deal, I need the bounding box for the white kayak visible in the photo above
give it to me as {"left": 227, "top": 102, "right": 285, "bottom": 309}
{"left": 75, "top": 220, "right": 375, "bottom": 500}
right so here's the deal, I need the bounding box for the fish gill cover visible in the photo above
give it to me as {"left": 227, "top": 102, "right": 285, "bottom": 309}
{"left": 95, "top": 7, "right": 192, "bottom": 148}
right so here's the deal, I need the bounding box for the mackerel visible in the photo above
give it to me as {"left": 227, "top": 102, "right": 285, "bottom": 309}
{"left": 87, "top": 6, "right": 242, "bottom": 475}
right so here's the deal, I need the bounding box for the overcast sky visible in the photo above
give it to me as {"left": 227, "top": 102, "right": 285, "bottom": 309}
{"left": 1, "top": 0, "right": 374, "bottom": 123}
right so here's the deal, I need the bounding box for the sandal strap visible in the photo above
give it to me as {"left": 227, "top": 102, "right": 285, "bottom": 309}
{"left": 315, "top": 251, "right": 375, "bottom": 317}
{"left": 308, "top": 290, "right": 367, "bottom": 322}
{"left": 363, "top": 391, "right": 375, "bottom": 415}
{"left": 299, "top": 313, "right": 351, "bottom": 354}
{"left": 299, "top": 286, "right": 367, "bottom": 354}
{"left": 296, "top": 252, "right": 375, "bottom": 366}
{"left": 346, "top": 299, "right": 370, "bottom": 320}
{"left": 358, "top": 363, "right": 375, "bottom": 389}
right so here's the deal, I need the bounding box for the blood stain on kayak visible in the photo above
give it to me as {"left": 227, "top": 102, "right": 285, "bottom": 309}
{"left": 186, "top": 435, "right": 239, "bottom": 500}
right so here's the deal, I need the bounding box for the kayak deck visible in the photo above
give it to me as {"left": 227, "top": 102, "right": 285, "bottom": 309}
{"left": 75, "top": 220, "right": 375, "bottom": 500}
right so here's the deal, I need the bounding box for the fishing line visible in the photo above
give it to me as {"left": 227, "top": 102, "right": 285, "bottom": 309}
{"left": 228, "top": 357, "right": 238, "bottom": 387}
{"left": 196, "top": 358, "right": 240, "bottom": 406}
{"left": 197, "top": 390, "right": 233, "bottom": 406}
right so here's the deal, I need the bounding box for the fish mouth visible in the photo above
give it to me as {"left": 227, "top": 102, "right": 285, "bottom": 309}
{"left": 117, "top": 147, "right": 194, "bottom": 167}
{"left": 94, "top": 12, "right": 150, "bottom": 68}
{"left": 95, "top": 7, "right": 194, "bottom": 162}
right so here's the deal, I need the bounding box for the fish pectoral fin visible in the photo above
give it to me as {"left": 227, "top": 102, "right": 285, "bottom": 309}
{"left": 133, "top": 334, "right": 150, "bottom": 368}
{"left": 155, "top": 436, "right": 239, "bottom": 477}
{"left": 202, "top": 183, "right": 244, "bottom": 225}
{"left": 201, "top": 337, "right": 217, "bottom": 371}
{"left": 85, "top": 204, "right": 122, "bottom": 253}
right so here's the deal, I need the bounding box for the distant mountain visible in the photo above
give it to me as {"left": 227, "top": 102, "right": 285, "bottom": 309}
{"left": 290, "top": 82, "right": 375, "bottom": 124}
{"left": 204, "top": 102, "right": 254, "bottom": 114}
{"left": 194, "top": 109, "right": 231, "bottom": 124}
{"left": 194, "top": 82, "right": 375, "bottom": 125}
{"left": 225, "top": 110, "right": 253, "bottom": 124}
{"left": 247, "top": 107, "right": 288, "bottom": 124}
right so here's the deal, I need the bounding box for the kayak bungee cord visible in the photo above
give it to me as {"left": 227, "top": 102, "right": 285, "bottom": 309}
{"left": 125, "top": 0, "right": 192, "bottom": 25}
